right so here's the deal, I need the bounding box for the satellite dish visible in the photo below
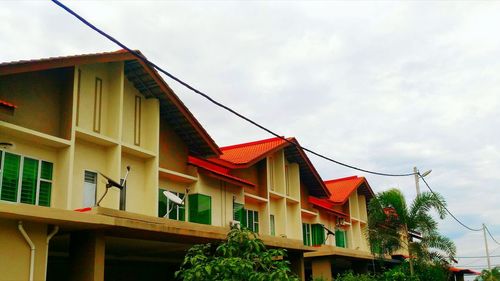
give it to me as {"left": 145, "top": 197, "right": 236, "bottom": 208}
{"left": 163, "top": 190, "right": 184, "bottom": 205}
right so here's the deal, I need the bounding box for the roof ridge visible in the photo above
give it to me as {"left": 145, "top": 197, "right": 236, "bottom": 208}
{"left": 324, "top": 176, "right": 360, "bottom": 184}
{"left": 220, "top": 136, "right": 285, "bottom": 151}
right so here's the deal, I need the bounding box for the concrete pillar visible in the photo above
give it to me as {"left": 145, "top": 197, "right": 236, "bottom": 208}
{"left": 289, "top": 252, "right": 305, "bottom": 281}
{"left": 69, "top": 231, "right": 105, "bottom": 281}
{"left": 311, "top": 258, "right": 332, "bottom": 281}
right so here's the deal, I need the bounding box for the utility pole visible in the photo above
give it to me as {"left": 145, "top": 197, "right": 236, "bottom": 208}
{"left": 414, "top": 167, "right": 420, "bottom": 195}
{"left": 483, "top": 223, "right": 492, "bottom": 271}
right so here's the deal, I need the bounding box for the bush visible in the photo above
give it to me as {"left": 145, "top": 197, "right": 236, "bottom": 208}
{"left": 175, "top": 227, "right": 298, "bottom": 281}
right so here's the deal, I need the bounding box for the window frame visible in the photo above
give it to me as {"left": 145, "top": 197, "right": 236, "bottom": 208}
{"left": 0, "top": 150, "right": 53, "bottom": 206}
{"left": 244, "top": 209, "right": 259, "bottom": 233}
{"left": 83, "top": 170, "right": 98, "bottom": 208}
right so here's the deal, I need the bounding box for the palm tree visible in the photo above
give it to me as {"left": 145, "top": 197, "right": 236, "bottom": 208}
{"left": 367, "top": 188, "right": 456, "bottom": 276}
{"left": 475, "top": 267, "right": 500, "bottom": 281}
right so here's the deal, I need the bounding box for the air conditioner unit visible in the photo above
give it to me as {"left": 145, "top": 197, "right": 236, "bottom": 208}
{"left": 229, "top": 220, "right": 241, "bottom": 229}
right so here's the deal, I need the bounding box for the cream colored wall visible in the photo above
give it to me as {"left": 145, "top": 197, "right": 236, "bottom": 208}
{"left": 192, "top": 174, "right": 244, "bottom": 227}
{"left": 158, "top": 119, "right": 188, "bottom": 174}
{"left": 122, "top": 78, "right": 159, "bottom": 152}
{"left": 0, "top": 67, "right": 74, "bottom": 139}
{"left": 72, "top": 139, "right": 120, "bottom": 209}
{"left": 76, "top": 63, "right": 122, "bottom": 140}
{"left": 0, "top": 219, "right": 48, "bottom": 281}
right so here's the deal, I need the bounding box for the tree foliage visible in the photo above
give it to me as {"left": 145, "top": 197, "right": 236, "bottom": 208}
{"left": 367, "top": 188, "right": 456, "bottom": 264}
{"left": 475, "top": 267, "right": 500, "bottom": 281}
{"left": 175, "top": 227, "right": 299, "bottom": 281}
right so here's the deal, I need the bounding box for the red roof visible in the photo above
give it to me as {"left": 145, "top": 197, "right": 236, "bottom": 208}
{"left": 207, "top": 137, "right": 329, "bottom": 197}
{"left": 188, "top": 156, "right": 255, "bottom": 188}
{"left": 211, "top": 137, "right": 288, "bottom": 168}
{"left": 449, "top": 267, "right": 480, "bottom": 275}
{"left": 0, "top": 99, "right": 17, "bottom": 109}
{"left": 308, "top": 196, "right": 349, "bottom": 218}
{"left": 324, "top": 176, "right": 374, "bottom": 204}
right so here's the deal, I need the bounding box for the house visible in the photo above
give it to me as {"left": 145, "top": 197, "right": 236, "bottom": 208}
{"left": 0, "top": 50, "right": 393, "bottom": 281}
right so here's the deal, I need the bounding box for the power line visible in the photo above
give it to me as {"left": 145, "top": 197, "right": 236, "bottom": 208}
{"left": 50, "top": 0, "right": 416, "bottom": 178}
{"left": 485, "top": 225, "right": 500, "bottom": 246}
{"left": 418, "top": 174, "right": 483, "bottom": 232}
{"left": 458, "top": 255, "right": 500, "bottom": 259}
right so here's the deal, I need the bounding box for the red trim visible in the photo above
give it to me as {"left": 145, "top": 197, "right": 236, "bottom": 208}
{"left": 0, "top": 100, "right": 17, "bottom": 109}
{"left": 188, "top": 156, "right": 255, "bottom": 187}
{"left": 449, "top": 267, "right": 481, "bottom": 275}
{"left": 74, "top": 207, "right": 92, "bottom": 212}
{"left": 308, "top": 196, "right": 350, "bottom": 218}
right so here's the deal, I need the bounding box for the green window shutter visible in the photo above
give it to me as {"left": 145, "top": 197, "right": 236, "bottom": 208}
{"left": 248, "top": 210, "right": 254, "bottom": 230}
{"left": 233, "top": 202, "right": 244, "bottom": 222}
{"left": 20, "top": 157, "right": 38, "bottom": 205}
{"left": 311, "top": 224, "right": 325, "bottom": 246}
{"left": 41, "top": 161, "right": 53, "bottom": 180}
{"left": 38, "top": 181, "right": 52, "bottom": 207}
{"left": 335, "top": 230, "right": 346, "bottom": 248}
{"left": 302, "top": 224, "right": 307, "bottom": 246}
{"left": 158, "top": 189, "right": 167, "bottom": 217}
{"left": 254, "top": 211, "right": 259, "bottom": 233}
{"left": 188, "top": 194, "right": 212, "bottom": 225}
{"left": 1, "top": 153, "right": 21, "bottom": 202}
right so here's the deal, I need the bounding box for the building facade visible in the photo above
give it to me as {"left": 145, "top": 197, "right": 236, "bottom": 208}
{"left": 0, "top": 50, "right": 399, "bottom": 281}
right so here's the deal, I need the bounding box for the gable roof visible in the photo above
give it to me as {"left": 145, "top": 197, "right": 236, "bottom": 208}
{"left": 188, "top": 156, "right": 255, "bottom": 188}
{"left": 324, "top": 176, "right": 374, "bottom": 204}
{"left": 211, "top": 137, "right": 288, "bottom": 168}
{"left": 208, "top": 137, "right": 330, "bottom": 198}
{"left": 0, "top": 50, "right": 221, "bottom": 157}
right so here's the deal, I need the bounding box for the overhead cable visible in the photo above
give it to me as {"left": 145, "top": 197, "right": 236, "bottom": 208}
{"left": 485, "top": 225, "right": 500, "bottom": 246}
{"left": 51, "top": 0, "right": 416, "bottom": 178}
{"left": 419, "top": 174, "right": 483, "bottom": 232}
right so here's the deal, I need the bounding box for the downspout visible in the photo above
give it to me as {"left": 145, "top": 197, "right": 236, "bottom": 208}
{"left": 45, "top": 226, "right": 59, "bottom": 280}
{"left": 18, "top": 221, "right": 35, "bottom": 281}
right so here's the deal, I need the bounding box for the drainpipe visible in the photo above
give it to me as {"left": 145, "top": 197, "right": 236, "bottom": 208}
{"left": 18, "top": 221, "right": 35, "bottom": 281}
{"left": 45, "top": 226, "right": 59, "bottom": 280}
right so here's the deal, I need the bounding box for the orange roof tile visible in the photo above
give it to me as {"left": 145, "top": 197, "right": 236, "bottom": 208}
{"left": 212, "top": 137, "right": 288, "bottom": 167}
{"left": 188, "top": 156, "right": 255, "bottom": 187}
{"left": 324, "top": 176, "right": 374, "bottom": 204}
{"left": 207, "top": 137, "right": 330, "bottom": 198}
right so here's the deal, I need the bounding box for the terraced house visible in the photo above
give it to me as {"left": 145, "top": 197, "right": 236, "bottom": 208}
{"left": 0, "top": 50, "right": 396, "bottom": 281}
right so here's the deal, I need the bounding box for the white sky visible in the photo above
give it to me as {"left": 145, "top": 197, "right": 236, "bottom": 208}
{"left": 2, "top": 1, "right": 500, "bottom": 276}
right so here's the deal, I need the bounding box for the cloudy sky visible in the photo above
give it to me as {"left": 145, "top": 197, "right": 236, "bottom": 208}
{"left": 2, "top": 0, "right": 500, "bottom": 275}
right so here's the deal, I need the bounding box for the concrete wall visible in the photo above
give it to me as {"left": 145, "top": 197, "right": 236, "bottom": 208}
{"left": 0, "top": 67, "right": 74, "bottom": 139}
{"left": 0, "top": 218, "right": 48, "bottom": 281}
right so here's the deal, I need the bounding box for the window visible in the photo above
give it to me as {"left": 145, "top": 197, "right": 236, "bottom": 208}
{"left": 270, "top": 214, "right": 276, "bottom": 236}
{"left": 233, "top": 201, "right": 244, "bottom": 222}
{"left": 158, "top": 189, "right": 185, "bottom": 221}
{"left": 335, "top": 229, "right": 347, "bottom": 248}
{"left": 302, "top": 223, "right": 312, "bottom": 246}
{"left": 83, "top": 171, "right": 97, "bottom": 208}
{"left": 303, "top": 223, "right": 325, "bottom": 246}
{"left": 188, "top": 194, "right": 211, "bottom": 225}
{"left": 243, "top": 209, "right": 259, "bottom": 233}
{"left": 0, "top": 151, "right": 53, "bottom": 206}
